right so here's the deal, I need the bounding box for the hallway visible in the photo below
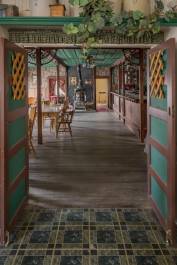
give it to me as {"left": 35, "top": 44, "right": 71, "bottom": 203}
{"left": 29, "top": 112, "right": 148, "bottom": 208}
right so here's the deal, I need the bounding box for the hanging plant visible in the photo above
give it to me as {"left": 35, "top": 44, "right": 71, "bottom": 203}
{"left": 64, "top": 0, "right": 177, "bottom": 48}
{"left": 64, "top": 0, "right": 113, "bottom": 47}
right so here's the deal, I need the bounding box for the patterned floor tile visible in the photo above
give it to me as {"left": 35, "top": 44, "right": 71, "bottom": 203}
{"left": 52, "top": 255, "right": 89, "bottom": 265}
{"left": 118, "top": 209, "right": 150, "bottom": 226}
{"left": 14, "top": 255, "right": 52, "bottom": 265}
{"left": 90, "top": 209, "right": 118, "bottom": 225}
{"left": 0, "top": 255, "right": 15, "bottom": 265}
{"left": 29, "top": 209, "right": 61, "bottom": 226}
{"left": 16, "top": 209, "right": 34, "bottom": 227}
{"left": 122, "top": 225, "right": 158, "bottom": 249}
{"left": 18, "top": 225, "right": 57, "bottom": 250}
{"left": 16, "top": 250, "right": 89, "bottom": 265}
{"left": 0, "top": 228, "right": 26, "bottom": 252}
{"left": 1, "top": 207, "right": 177, "bottom": 265}
{"left": 127, "top": 255, "right": 167, "bottom": 265}
{"left": 90, "top": 251, "right": 128, "bottom": 265}
{"left": 90, "top": 226, "right": 123, "bottom": 249}
{"left": 144, "top": 209, "right": 161, "bottom": 226}
{"left": 60, "top": 209, "right": 89, "bottom": 225}
{"left": 56, "top": 225, "right": 89, "bottom": 249}
{"left": 164, "top": 255, "right": 177, "bottom": 265}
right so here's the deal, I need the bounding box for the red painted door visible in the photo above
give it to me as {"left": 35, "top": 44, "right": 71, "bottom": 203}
{"left": 147, "top": 38, "right": 176, "bottom": 245}
{"left": 0, "top": 39, "right": 28, "bottom": 245}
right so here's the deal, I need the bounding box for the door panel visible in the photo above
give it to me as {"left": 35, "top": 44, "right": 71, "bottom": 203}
{"left": 147, "top": 38, "right": 176, "bottom": 245}
{"left": 0, "top": 39, "right": 28, "bottom": 245}
{"left": 96, "top": 78, "right": 109, "bottom": 105}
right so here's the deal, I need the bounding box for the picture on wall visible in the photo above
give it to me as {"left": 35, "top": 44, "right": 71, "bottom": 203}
{"left": 70, "top": 76, "right": 77, "bottom": 86}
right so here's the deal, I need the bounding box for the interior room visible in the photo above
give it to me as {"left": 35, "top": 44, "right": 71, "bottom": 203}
{"left": 0, "top": 0, "right": 177, "bottom": 264}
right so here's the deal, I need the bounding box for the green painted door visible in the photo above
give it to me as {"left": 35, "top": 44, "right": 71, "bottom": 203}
{"left": 147, "top": 38, "right": 176, "bottom": 245}
{"left": 0, "top": 39, "right": 28, "bottom": 245}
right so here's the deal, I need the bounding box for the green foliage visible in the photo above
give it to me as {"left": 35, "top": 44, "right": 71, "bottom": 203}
{"left": 63, "top": 0, "right": 177, "bottom": 48}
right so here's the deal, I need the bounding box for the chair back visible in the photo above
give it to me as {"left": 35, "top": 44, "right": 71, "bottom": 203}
{"left": 66, "top": 110, "right": 74, "bottom": 123}
{"left": 29, "top": 106, "right": 36, "bottom": 137}
{"left": 57, "top": 110, "right": 74, "bottom": 124}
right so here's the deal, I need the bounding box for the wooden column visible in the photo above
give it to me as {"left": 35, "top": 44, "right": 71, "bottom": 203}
{"left": 56, "top": 62, "right": 60, "bottom": 103}
{"left": 122, "top": 62, "right": 126, "bottom": 124}
{"left": 139, "top": 49, "right": 145, "bottom": 143}
{"left": 36, "top": 48, "right": 42, "bottom": 145}
{"left": 66, "top": 66, "right": 69, "bottom": 98}
{"left": 93, "top": 67, "right": 96, "bottom": 110}
{"left": 109, "top": 67, "right": 113, "bottom": 109}
{"left": 118, "top": 64, "right": 122, "bottom": 120}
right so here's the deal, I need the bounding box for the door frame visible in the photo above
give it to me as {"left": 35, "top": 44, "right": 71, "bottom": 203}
{"left": 95, "top": 76, "right": 110, "bottom": 109}
{"left": 147, "top": 38, "right": 176, "bottom": 244}
{"left": 0, "top": 39, "right": 29, "bottom": 245}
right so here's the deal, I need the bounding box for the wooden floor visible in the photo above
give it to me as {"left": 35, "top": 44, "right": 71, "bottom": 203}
{"left": 29, "top": 111, "right": 149, "bottom": 208}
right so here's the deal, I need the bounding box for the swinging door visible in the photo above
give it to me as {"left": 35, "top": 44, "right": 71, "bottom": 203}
{"left": 0, "top": 39, "right": 28, "bottom": 245}
{"left": 147, "top": 38, "right": 176, "bottom": 244}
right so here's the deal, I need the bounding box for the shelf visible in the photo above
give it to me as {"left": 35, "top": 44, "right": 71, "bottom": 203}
{"left": 0, "top": 16, "right": 176, "bottom": 27}
{"left": 0, "top": 16, "right": 83, "bottom": 26}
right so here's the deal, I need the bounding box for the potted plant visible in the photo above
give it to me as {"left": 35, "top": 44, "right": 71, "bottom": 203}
{"left": 49, "top": 0, "right": 65, "bottom": 17}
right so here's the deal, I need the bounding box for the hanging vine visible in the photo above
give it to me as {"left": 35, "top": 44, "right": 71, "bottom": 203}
{"left": 64, "top": 0, "right": 177, "bottom": 48}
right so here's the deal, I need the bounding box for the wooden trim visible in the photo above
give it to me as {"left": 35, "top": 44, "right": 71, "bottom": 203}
{"left": 0, "top": 38, "right": 6, "bottom": 245}
{"left": 147, "top": 38, "right": 177, "bottom": 245}
{"left": 8, "top": 138, "right": 26, "bottom": 158}
{"left": 149, "top": 167, "right": 167, "bottom": 193}
{"left": 149, "top": 137, "right": 168, "bottom": 157}
{"left": 166, "top": 38, "right": 177, "bottom": 244}
{"left": 24, "top": 52, "right": 29, "bottom": 197}
{"left": 57, "top": 63, "right": 60, "bottom": 101}
{"left": 7, "top": 196, "right": 28, "bottom": 230}
{"left": 122, "top": 63, "right": 126, "bottom": 124}
{"left": 149, "top": 107, "right": 168, "bottom": 121}
{"left": 96, "top": 75, "right": 110, "bottom": 78}
{"left": 36, "top": 48, "right": 43, "bottom": 144}
{"left": 93, "top": 67, "right": 96, "bottom": 110}
{"left": 110, "top": 67, "right": 113, "bottom": 109}
{"left": 8, "top": 107, "right": 27, "bottom": 122}
{"left": 149, "top": 196, "right": 166, "bottom": 228}
{"left": 8, "top": 167, "right": 27, "bottom": 194}
{"left": 0, "top": 39, "right": 29, "bottom": 246}
{"left": 66, "top": 66, "right": 69, "bottom": 98}
{"left": 139, "top": 49, "right": 145, "bottom": 142}
{"left": 96, "top": 77, "right": 110, "bottom": 109}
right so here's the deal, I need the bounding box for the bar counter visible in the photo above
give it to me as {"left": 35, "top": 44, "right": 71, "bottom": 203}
{"left": 111, "top": 92, "right": 147, "bottom": 139}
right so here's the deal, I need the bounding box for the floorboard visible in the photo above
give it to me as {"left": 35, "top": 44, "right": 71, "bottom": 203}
{"left": 29, "top": 112, "right": 149, "bottom": 208}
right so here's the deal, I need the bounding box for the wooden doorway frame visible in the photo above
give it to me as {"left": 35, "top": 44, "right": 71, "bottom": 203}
{"left": 0, "top": 39, "right": 29, "bottom": 245}
{"left": 147, "top": 38, "right": 177, "bottom": 245}
{"left": 95, "top": 76, "right": 111, "bottom": 110}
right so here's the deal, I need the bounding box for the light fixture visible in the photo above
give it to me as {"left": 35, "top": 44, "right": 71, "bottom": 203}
{"left": 82, "top": 55, "right": 95, "bottom": 68}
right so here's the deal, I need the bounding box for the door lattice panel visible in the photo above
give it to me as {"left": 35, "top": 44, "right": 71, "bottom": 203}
{"left": 12, "top": 52, "right": 25, "bottom": 100}
{"left": 150, "top": 50, "right": 165, "bottom": 99}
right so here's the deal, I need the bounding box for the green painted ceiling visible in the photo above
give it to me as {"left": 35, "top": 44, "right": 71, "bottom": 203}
{"left": 28, "top": 48, "right": 124, "bottom": 68}
{"left": 56, "top": 49, "right": 124, "bottom": 67}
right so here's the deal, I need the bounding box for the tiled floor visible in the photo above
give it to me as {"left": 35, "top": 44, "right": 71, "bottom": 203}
{"left": 0, "top": 207, "right": 177, "bottom": 265}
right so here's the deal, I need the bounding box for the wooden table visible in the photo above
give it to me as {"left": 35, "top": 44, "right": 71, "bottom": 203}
{"left": 42, "top": 105, "right": 73, "bottom": 129}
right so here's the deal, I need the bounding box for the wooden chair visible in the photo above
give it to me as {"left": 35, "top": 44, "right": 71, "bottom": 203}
{"left": 28, "top": 106, "right": 36, "bottom": 153}
{"left": 55, "top": 110, "right": 74, "bottom": 138}
{"left": 28, "top": 97, "right": 36, "bottom": 106}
